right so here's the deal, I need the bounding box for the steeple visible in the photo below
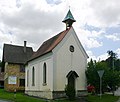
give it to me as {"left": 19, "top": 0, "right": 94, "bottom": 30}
{"left": 62, "top": 9, "right": 76, "bottom": 29}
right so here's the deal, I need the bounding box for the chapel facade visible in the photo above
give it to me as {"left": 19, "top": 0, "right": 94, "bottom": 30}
{"left": 25, "top": 10, "right": 88, "bottom": 99}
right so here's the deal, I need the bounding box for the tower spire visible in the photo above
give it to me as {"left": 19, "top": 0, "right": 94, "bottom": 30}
{"left": 62, "top": 9, "right": 76, "bottom": 29}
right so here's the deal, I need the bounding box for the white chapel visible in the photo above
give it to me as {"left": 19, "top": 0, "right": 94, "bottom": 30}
{"left": 25, "top": 10, "right": 88, "bottom": 99}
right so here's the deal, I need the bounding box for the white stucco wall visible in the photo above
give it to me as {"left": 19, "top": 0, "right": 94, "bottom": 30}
{"left": 25, "top": 52, "right": 53, "bottom": 92}
{"left": 53, "top": 27, "right": 88, "bottom": 91}
{"left": 25, "top": 27, "right": 88, "bottom": 99}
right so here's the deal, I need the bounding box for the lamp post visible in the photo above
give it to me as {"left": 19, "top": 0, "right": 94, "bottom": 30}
{"left": 97, "top": 70, "right": 104, "bottom": 99}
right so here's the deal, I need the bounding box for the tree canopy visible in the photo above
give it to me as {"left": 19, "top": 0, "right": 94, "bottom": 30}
{"left": 86, "top": 50, "right": 120, "bottom": 95}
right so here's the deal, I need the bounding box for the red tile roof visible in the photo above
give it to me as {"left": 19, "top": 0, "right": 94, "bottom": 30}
{"left": 29, "top": 27, "right": 71, "bottom": 61}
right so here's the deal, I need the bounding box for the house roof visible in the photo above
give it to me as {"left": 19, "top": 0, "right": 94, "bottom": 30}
{"left": 29, "top": 27, "right": 71, "bottom": 61}
{"left": 3, "top": 44, "right": 33, "bottom": 64}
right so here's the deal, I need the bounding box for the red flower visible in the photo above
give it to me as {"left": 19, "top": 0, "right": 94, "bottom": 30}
{"left": 87, "top": 85, "right": 95, "bottom": 93}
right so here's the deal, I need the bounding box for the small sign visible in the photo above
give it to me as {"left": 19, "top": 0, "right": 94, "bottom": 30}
{"left": 97, "top": 70, "right": 104, "bottom": 78}
{"left": 8, "top": 76, "right": 17, "bottom": 84}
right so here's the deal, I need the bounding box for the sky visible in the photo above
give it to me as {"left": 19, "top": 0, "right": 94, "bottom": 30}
{"left": 0, "top": 0, "right": 120, "bottom": 61}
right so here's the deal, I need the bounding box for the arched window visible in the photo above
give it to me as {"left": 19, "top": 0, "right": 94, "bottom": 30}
{"left": 32, "top": 67, "right": 35, "bottom": 86}
{"left": 43, "top": 63, "right": 47, "bottom": 85}
{"left": 27, "top": 70, "right": 29, "bottom": 87}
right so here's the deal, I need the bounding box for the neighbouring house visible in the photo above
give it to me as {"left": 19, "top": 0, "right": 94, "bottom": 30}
{"left": 2, "top": 41, "right": 33, "bottom": 92}
{"left": 25, "top": 10, "right": 88, "bottom": 99}
{"left": 0, "top": 66, "right": 4, "bottom": 88}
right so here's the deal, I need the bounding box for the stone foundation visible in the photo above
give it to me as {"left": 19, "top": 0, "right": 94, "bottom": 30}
{"left": 25, "top": 90, "right": 53, "bottom": 99}
{"left": 25, "top": 90, "right": 87, "bottom": 99}
{"left": 77, "top": 90, "right": 88, "bottom": 97}
{"left": 53, "top": 91, "right": 66, "bottom": 99}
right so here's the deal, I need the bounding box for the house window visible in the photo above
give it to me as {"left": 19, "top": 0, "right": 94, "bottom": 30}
{"left": 27, "top": 70, "right": 29, "bottom": 87}
{"left": 19, "top": 79, "right": 25, "bottom": 86}
{"left": 32, "top": 67, "right": 35, "bottom": 86}
{"left": 20, "top": 65, "right": 25, "bottom": 72}
{"left": 43, "top": 63, "right": 47, "bottom": 85}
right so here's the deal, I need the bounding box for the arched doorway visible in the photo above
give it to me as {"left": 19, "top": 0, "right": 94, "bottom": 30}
{"left": 66, "top": 71, "right": 79, "bottom": 89}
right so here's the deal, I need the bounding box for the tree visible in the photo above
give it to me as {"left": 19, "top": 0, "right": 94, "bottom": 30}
{"left": 107, "top": 50, "right": 117, "bottom": 70}
{"left": 86, "top": 59, "right": 98, "bottom": 87}
{"left": 115, "top": 59, "right": 120, "bottom": 71}
{"left": 86, "top": 59, "right": 108, "bottom": 94}
{"left": 105, "top": 70, "right": 120, "bottom": 95}
{"left": 86, "top": 53, "right": 120, "bottom": 95}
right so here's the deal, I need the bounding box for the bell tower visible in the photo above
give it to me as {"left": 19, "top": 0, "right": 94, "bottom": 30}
{"left": 62, "top": 9, "right": 76, "bottom": 29}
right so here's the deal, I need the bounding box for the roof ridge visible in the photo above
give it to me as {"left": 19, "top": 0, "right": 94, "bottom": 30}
{"left": 4, "top": 43, "right": 32, "bottom": 48}
{"left": 28, "top": 27, "right": 72, "bottom": 61}
{"left": 43, "top": 30, "right": 65, "bottom": 44}
{"left": 3, "top": 43, "right": 33, "bottom": 64}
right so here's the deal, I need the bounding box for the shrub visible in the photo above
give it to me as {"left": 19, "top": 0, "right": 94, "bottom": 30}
{"left": 65, "top": 85, "right": 75, "bottom": 100}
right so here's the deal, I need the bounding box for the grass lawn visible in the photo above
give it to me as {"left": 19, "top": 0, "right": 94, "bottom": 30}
{"left": 87, "top": 94, "right": 120, "bottom": 102}
{"left": 0, "top": 89, "right": 120, "bottom": 102}
{"left": 0, "top": 89, "right": 44, "bottom": 102}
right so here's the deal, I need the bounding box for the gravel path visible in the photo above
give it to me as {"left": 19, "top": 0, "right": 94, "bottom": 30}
{"left": 117, "top": 98, "right": 120, "bottom": 102}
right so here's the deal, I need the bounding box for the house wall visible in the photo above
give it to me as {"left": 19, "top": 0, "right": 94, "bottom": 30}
{"left": 25, "top": 52, "right": 53, "bottom": 99}
{"left": 4, "top": 62, "right": 25, "bottom": 92}
{"left": 53, "top": 28, "right": 87, "bottom": 94}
